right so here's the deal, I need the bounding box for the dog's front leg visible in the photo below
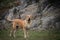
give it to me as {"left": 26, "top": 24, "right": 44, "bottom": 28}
{"left": 23, "top": 27, "right": 27, "bottom": 39}
{"left": 26, "top": 30, "right": 29, "bottom": 38}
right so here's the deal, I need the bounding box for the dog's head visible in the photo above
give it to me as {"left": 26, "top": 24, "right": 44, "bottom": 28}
{"left": 25, "top": 15, "right": 32, "bottom": 23}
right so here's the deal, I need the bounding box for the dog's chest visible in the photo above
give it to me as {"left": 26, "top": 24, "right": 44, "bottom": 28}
{"left": 24, "top": 20, "right": 31, "bottom": 28}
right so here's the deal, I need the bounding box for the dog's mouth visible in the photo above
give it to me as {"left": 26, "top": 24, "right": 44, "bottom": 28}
{"left": 27, "top": 18, "right": 31, "bottom": 23}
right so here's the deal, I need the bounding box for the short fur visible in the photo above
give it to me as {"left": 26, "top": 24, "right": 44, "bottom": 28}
{"left": 7, "top": 15, "right": 32, "bottom": 38}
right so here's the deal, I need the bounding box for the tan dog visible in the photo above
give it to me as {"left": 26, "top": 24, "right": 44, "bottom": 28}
{"left": 7, "top": 15, "right": 32, "bottom": 38}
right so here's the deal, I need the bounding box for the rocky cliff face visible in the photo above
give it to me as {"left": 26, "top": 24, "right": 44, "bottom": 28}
{"left": 0, "top": 0, "right": 60, "bottom": 31}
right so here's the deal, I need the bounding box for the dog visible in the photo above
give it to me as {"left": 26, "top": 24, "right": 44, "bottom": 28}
{"left": 7, "top": 15, "right": 32, "bottom": 38}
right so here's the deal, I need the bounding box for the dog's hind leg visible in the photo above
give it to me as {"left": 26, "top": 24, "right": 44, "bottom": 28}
{"left": 12, "top": 22, "right": 16, "bottom": 38}
{"left": 9, "top": 29, "right": 13, "bottom": 37}
{"left": 13, "top": 29, "right": 16, "bottom": 38}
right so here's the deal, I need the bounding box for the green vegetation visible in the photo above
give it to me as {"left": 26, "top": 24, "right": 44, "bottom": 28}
{"left": 0, "top": 29, "right": 60, "bottom": 40}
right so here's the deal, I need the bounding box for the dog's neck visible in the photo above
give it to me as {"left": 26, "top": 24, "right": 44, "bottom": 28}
{"left": 24, "top": 18, "right": 31, "bottom": 28}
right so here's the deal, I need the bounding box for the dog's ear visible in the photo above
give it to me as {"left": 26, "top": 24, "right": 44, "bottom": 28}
{"left": 26, "top": 14, "right": 34, "bottom": 20}
{"left": 26, "top": 15, "right": 31, "bottom": 18}
{"left": 25, "top": 14, "right": 35, "bottom": 20}
{"left": 27, "top": 15, "right": 31, "bottom": 18}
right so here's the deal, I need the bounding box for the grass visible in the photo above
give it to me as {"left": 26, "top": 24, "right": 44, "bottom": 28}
{"left": 0, "top": 29, "right": 60, "bottom": 40}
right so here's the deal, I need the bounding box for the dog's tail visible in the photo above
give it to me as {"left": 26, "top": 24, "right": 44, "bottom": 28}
{"left": 7, "top": 17, "right": 13, "bottom": 21}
